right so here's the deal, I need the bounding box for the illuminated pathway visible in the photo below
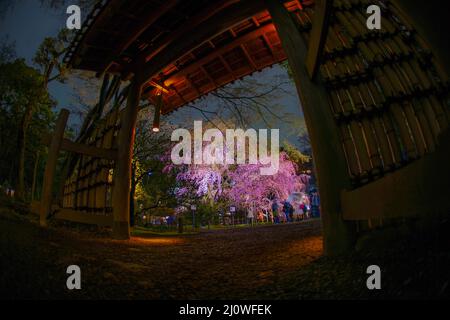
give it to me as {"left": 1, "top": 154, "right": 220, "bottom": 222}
{"left": 0, "top": 211, "right": 449, "bottom": 299}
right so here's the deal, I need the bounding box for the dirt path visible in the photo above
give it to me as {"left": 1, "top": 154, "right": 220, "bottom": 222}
{"left": 1, "top": 210, "right": 449, "bottom": 299}
{"left": 0, "top": 210, "right": 323, "bottom": 299}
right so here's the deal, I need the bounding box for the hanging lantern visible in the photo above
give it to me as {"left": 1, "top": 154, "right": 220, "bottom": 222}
{"left": 152, "top": 90, "right": 163, "bottom": 132}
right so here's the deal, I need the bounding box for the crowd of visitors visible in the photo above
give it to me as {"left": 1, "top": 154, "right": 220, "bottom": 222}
{"left": 141, "top": 190, "right": 321, "bottom": 228}
{"left": 245, "top": 190, "right": 321, "bottom": 225}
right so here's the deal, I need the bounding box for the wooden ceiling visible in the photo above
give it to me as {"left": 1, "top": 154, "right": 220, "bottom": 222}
{"left": 65, "top": 0, "right": 315, "bottom": 114}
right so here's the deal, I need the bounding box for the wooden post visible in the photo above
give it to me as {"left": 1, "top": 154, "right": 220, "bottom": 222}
{"left": 31, "top": 150, "right": 40, "bottom": 202}
{"left": 265, "top": 0, "right": 356, "bottom": 255}
{"left": 39, "top": 109, "right": 69, "bottom": 227}
{"left": 305, "top": 0, "right": 332, "bottom": 79}
{"left": 112, "top": 75, "right": 143, "bottom": 239}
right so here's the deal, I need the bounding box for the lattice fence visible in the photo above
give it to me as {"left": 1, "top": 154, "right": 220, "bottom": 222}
{"left": 61, "top": 109, "right": 121, "bottom": 223}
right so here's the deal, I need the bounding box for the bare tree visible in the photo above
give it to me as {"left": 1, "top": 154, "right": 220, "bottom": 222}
{"left": 180, "top": 73, "right": 295, "bottom": 130}
{"left": 298, "top": 128, "right": 311, "bottom": 155}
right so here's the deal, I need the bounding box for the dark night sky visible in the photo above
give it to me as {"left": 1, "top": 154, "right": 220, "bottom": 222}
{"left": 0, "top": 0, "right": 72, "bottom": 111}
{"left": 0, "top": 0, "right": 306, "bottom": 145}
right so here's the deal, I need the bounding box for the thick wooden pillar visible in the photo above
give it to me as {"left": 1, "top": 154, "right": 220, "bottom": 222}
{"left": 40, "top": 109, "right": 69, "bottom": 227}
{"left": 265, "top": 0, "right": 356, "bottom": 255}
{"left": 305, "top": 0, "right": 332, "bottom": 79}
{"left": 112, "top": 75, "right": 143, "bottom": 239}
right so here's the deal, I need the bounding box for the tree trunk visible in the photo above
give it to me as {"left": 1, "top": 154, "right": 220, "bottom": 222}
{"left": 129, "top": 163, "right": 137, "bottom": 227}
{"left": 15, "top": 64, "right": 53, "bottom": 202}
{"left": 16, "top": 103, "right": 34, "bottom": 201}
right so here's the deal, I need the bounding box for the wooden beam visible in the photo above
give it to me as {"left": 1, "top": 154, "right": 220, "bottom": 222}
{"left": 42, "top": 134, "right": 118, "bottom": 161}
{"left": 185, "top": 75, "right": 201, "bottom": 96}
{"left": 61, "top": 139, "right": 117, "bottom": 161}
{"left": 95, "top": 28, "right": 130, "bottom": 37}
{"left": 101, "top": 0, "right": 180, "bottom": 74}
{"left": 84, "top": 43, "right": 117, "bottom": 51}
{"left": 39, "top": 109, "right": 69, "bottom": 227}
{"left": 125, "top": 0, "right": 242, "bottom": 76}
{"left": 240, "top": 44, "right": 258, "bottom": 71}
{"left": 218, "top": 55, "right": 236, "bottom": 79}
{"left": 171, "top": 85, "right": 188, "bottom": 104}
{"left": 72, "top": 0, "right": 129, "bottom": 64}
{"left": 294, "top": 0, "right": 303, "bottom": 10}
{"left": 200, "top": 65, "right": 218, "bottom": 86}
{"left": 262, "top": 34, "right": 276, "bottom": 58}
{"left": 137, "top": 0, "right": 268, "bottom": 83}
{"left": 162, "top": 23, "right": 276, "bottom": 82}
{"left": 117, "top": 11, "right": 141, "bottom": 21}
{"left": 162, "top": 51, "right": 287, "bottom": 115}
{"left": 55, "top": 208, "right": 113, "bottom": 227}
{"left": 208, "top": 41, "right": 216, "bottom": 49}
{"left": 148, "top": 80, "right": 171, "bottom": 93}
{"left": 305, "top": 0, "right": 333, "bottom": 79}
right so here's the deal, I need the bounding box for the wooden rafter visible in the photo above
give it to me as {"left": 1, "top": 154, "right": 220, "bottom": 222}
{"left": 261, "top": 34, "right": 276, "bottom": 58}
{"left": 252, "top": 17, "right": 261, "bottom": 27}
{"left": 187, "top": 52, "right": 218, "bottom": 88}
{"left": 137, "top": 0, "right": 269, "bottom": 83}
{"left": 305, "top": 0, "right": 332, "bottom": 79}
{"left": 101, "top": 0, "right": 180, "bottom": 74}
{"left": 218, "top": 55, "right": 236, "bottom": 79}
{"left": 67, "top": 0, "right": 301, "bottom": 77}
{"left": 124, "top": 0, "right": 243, "bottom": 75}
{"left": 161, "top": 23, "right": 276, "bottom": 82}
{"left": 185, "top": 75, "right": 202, "bottom": 96}
{"left": 170, "top": 85, "right": 188, "bottom": 104}
{"left": 200, "top": 65, "right": 218, "bottom": 86}
{"left": 240, "top": 44, "right": 258, "bottom": 71}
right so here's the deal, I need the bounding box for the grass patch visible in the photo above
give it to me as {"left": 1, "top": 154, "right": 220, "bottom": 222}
{"left": 132, "top": 226, "right": 198, "bottom": 237}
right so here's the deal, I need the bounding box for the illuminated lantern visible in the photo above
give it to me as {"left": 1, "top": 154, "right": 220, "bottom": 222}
{"left": 152, "top": 90, "right": 162, "bottom": 132}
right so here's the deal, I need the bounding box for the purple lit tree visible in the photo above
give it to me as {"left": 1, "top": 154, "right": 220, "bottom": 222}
{"left": 226, "top": 152, "right": 302, "bottom": 210}
{"left": 165, "top": 146, "right": 305, "bottom": 211}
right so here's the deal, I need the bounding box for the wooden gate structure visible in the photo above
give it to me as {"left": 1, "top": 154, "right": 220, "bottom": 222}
{"left": 37, "top": 108, "right": 121, "bottom": 227}
{"left": 36, "top": 0, "right": 450, "bottom": 255}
